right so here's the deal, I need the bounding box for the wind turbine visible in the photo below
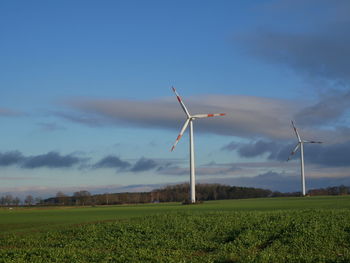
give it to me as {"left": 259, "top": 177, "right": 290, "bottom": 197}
{"left": 170, "top": 87, "right": 226, "bottom": 203}
{"left": 287, "top": 120, "right": 322, "bottom": 196}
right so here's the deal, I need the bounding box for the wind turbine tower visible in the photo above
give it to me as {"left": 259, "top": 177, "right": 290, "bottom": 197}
{"left": 287, "top": 121, "right": 322, "bottom": 196}
{"left": 171, "top": 87, "right": 226, "bottom": 203}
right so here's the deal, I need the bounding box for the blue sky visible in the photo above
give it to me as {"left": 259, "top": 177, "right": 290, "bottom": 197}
{"left": 1, "top": 0, "right": 350, "bottom": 198}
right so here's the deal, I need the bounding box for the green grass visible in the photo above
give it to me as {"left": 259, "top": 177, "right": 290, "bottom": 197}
{"left": 1, "top": 195, "right": 350, "bottom": 234}
{"left": 1, "top": 196, "right": 350, "bottom": 262}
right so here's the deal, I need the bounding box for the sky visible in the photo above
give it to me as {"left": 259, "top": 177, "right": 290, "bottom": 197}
{"left": 1, "top": 0, "right": 350, "bottom": 199}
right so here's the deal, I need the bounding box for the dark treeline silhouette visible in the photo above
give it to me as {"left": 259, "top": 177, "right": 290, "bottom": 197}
{"left": 153, "top": 184, "right": 273, "bottom": 202}
{"left": 41, "top": 184, "right": 274, "bottom": 206}
{"left": 1, "top": 184, "right": 349, "bottom": 207}
{"left": 308, "top": 185, "right": 350, "bottom": 196}
{"left": 43, "top": 190, "right": 153, "bottom": 206}
{"left": 39, "top": 183, "right": 349, "bottom": 206}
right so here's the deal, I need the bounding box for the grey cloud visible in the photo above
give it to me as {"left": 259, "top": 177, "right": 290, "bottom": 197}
{"left": 22, "top": 152, "right": 82, "bottom": 169}
{"left": 268, "top": 141, "right": 350, "bottom": 167}
{"left": 37, "top": 122, "right": 66, "bottom": 132}
{"left": 0, "top": 108, "right": 21, "bottom": 117}
{"left": 93, "top": 155, "right": 131, "bottom": 170}
{"left": 61, "top": 95, "right": 299, "bottom": 140}
{"left": 224, "top": 138, "right": 350, "bottom": 167}
{"left": 237, "top": 0, "right": 350, "bottom": 83}
{"left": 60, "top": 94, "right": 350, "bottom": 144}
{"left": 0, "top": 151, "right": 25, "bottom": 166}
{"left": 239, "top": 141, "right": 280, "bottom": 158}
{"left": 236, "top": 1, "right": 350, "bottom": 130}
{"left": 222, "top": 140, "right": 290, "bottom": 160}
{"left": 202, "top": 171, "right": 350, "bottom": 192}
{"left": 238, "top": 29, "right": 350, "bottom": 82}
{"left": 0, "top": 151, "right": 85, "bottom": 169}
{"left": 294, "top": 90, "right": 350, "bottom": 126}
{"left": 300, "top": 141, "right": 350, "bottom": 167}
{"left": 232, "top": 171, "right": 299, "bottom": 192}
{"left": 54, "top": 111, "right": 108, "bottom": 127}
{"left": 131, "top": 157, "right": 158, "bottom": 172}
{"left": 221, "top": 142, "right": 239, "bottom": 151}
{"left": 4, "top": 173, "right": 350, "bottom": 199}
{"left": 156, "top": 162, "right": 175, "bottom": 172}
{"left": 157, "top": 162, "right": 241, "bottom": 176}
{"left": 157, "top": 165, "right": 188, "bottom": 176}
{"left": 0, "top": 150, "right": 172, "bottom": 173}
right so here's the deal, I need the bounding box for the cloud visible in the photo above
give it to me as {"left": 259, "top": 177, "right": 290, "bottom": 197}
{"left": 223, "top": 140, "right": 282, "bottom": 159}
{"left": 226, "top": 139, "right": 350, "bottom": 167}
{"left": 0, "top": 151, "right": 25, "bottom": 166}
{"left": 265, "top": 140, "right": 350, "bottom": 168}
{"left": 131, "top": 157, "right": 158, "bottom": 172}
{"left": 157, "top": 161, "right": 241, "bottom": 177}
{"left": 0, "top": 150, "right": 173, "bottom": 173}
{"left": 54, "top": 111, "right": 109, "bottom": 127}
{"left": 21, "top": 152, "right": 82, "bottom": 169}
{"left": 221, "top": 142, "right": 239, "bottom": 151}
{"left": 58, "top": 92, "right": 350, "bottom": 145}
{"left": 3, "top": 173, "right": 350, "bottom": 199}
{"left": 299, "top": 141, "right": 350, "bottom": 167}
{"left": 235, "top": 1, "right": 350, "bottom": 132}
{"left": 238, "top": 29, "right": 350, "bottom": 83}
{"left": 0, "top": 107, "right": 21, "bottom": 117}
{"left": 202, "top": 171, "right": 350, "bottom": 192}
{"left": 36, "top": 122, "right": 66, "bottom": 132}
{"left": 237, "top": 0, "right": 350, "bottom": 83}
{"left": 222, "top": 139, "right": 294, "bottom": 162}
{"left": 294, "top": 90, "right": 350, "bottom": 126}
{"left": 93, "top": 156, "right": 181, "bottom": 173}
{"left": 60, "top": 95, "right": 295, "bottom": 140}
{"left": 93, "top": 155, "right": 131, "bottom": 170}
{"left": 0, "top": 151, "right": 86, "bottom": 169}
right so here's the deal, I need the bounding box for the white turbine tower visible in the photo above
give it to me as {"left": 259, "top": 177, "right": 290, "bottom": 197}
{"left": 287, "top": 120, "right": 322, "bottom": 196}
{"left": 170, "top": 87, "right": 226, "bottom": 203}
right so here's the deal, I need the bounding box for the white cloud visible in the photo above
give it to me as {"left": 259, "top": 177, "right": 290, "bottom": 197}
{"left": 60, "top": 94, "right": 350, "bottom": 143}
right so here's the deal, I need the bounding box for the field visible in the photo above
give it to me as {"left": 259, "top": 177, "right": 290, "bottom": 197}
{"left": 1, "top": 196, "right": 350, "bottom": 262}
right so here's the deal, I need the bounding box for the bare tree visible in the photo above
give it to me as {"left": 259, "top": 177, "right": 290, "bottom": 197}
{"left": 4, "top": 194, "right": 14, "bottom": 206}
{"left": 56, "top": 191, "right": 67, "bottom": 205}
{"left": 73, "top": 190, "right": 91, "bottom": 206}
{"left": 24, "top": 195, "right": 34, "bottom": 206}
{"left": 13, "top": 197, "right": 21, "bottom": 206}
{"left": 35, "top": 197, "right": 42, "bottom": 205}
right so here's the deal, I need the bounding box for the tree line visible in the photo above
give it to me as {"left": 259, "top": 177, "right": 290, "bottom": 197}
{"left": 40, "top": 184, "right": 274, "bottom": 206}
{"left": 1, "top": 184, "right": 349, "bottom": 207}
{"left": 0, "top": 194, "right": 41, "bottom": 206}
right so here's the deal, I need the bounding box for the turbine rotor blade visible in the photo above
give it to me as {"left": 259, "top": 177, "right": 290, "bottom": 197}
{"left": 172, "top": 87, "right": 191, "bottom": 118}
{"left": 287, "top": 143, "right": 301, "bottom": 161}
{"left": 192, "top": 113, "right": 226, "bottom": 119}
{"left": 170, "top": 118, "right": 190, "bottom": 151}
{"left": 304, "top": 140, "right": 323, "bottom": 144}
{"left": 291, "top": 120, "right": 301, "bottom": 142}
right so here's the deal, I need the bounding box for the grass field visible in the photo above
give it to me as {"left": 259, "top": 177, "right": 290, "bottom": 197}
{"left": 1, "top": 196, "right": 350, "bottom": 262}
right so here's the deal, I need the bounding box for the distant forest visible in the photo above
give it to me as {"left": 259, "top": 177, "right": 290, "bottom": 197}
{"left": 1, "top": 184, "right": 350, "bottom": 206}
